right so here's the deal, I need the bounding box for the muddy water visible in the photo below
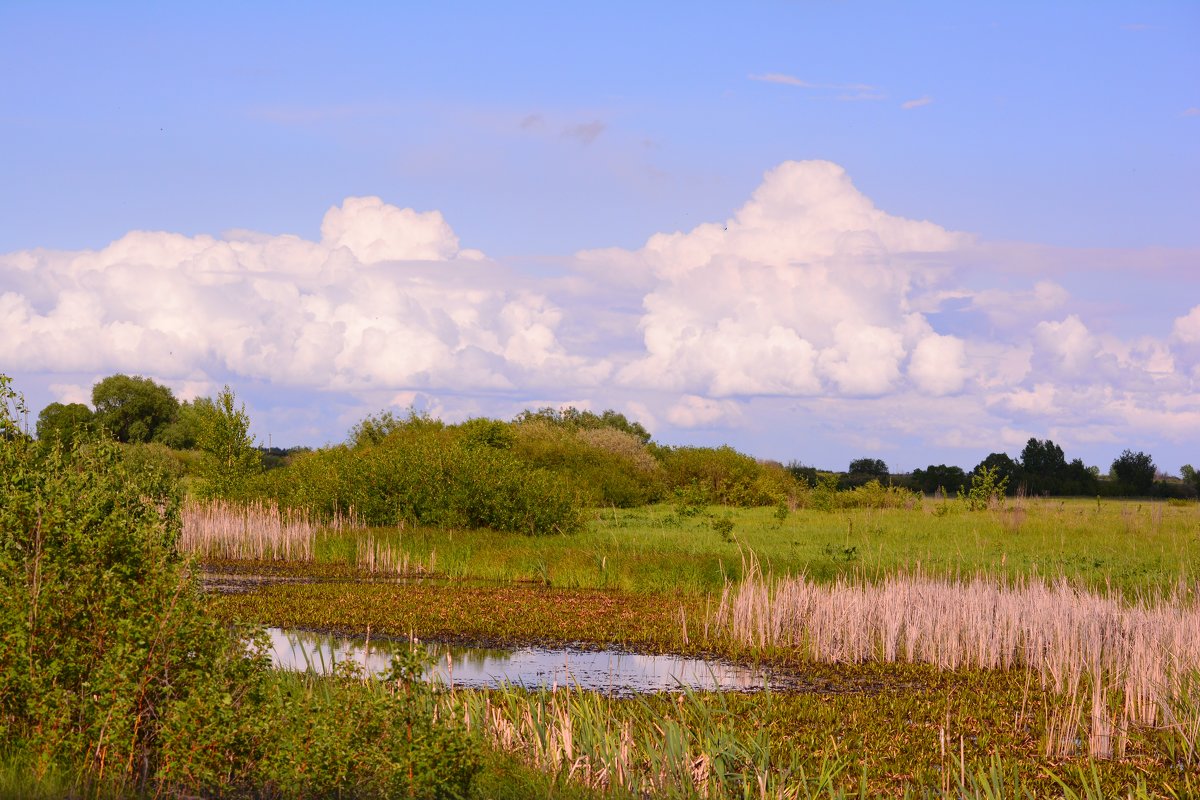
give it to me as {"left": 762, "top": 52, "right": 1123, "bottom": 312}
{"left": 267, "top": 628, "right": 778, "bottom": 695}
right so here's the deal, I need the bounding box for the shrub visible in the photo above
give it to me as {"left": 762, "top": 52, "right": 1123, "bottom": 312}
{"left": 255, "top": 423, "right": 587, "bottom": 535}
{"left": 0, "top": 375, "right": 482, "bottom": 797}
{"left": 657, "top": 446, "right": 802, "bottom": 507}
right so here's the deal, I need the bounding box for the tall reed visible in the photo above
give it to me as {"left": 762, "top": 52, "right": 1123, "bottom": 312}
{"left": 712, "top": 558, "right": 1200, "bottom": 761}
{"left": 179, "top": 498, "right": 341, "bottom": 561}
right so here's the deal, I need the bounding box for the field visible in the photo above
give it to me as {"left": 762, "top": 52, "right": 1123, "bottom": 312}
{"left": 198, "top": 497, "right": 1200, "bottom": 798}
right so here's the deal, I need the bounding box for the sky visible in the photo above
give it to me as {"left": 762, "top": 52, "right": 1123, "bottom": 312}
{"left": 1, "top": 1, "right": 1198, "bottom": 473}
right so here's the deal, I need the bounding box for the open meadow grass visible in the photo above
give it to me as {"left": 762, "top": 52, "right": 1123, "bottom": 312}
{"left": 192, "top": 496, "right": 1200, "bottom": 595}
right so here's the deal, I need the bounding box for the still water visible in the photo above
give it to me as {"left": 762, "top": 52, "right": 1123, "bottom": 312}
{"left": 267, "top": 628, "right": 776, "bottom": 696}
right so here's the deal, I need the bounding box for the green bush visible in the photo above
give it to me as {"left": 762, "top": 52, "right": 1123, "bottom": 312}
{"left": 508, "top": 420, "right": 663, "bottom": 507}
{"left": 0, "top": 375, "right": 482, "bottom": 797}
{"left": 656, "top": 446, "right": 802, "bottom": 507}
{"left": 255, "top": 422, "right": 587, "bottom": 535}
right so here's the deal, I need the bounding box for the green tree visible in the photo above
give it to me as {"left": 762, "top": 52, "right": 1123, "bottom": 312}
{"left": 1181, "top": 464, "right": 1200, "bottom": 497}
{"left": 848, "top": 458, "right": 889, "bottom": 478}
{"left": 196, "top": 386, "right": 261, "bottom": 498}
{"left": 911, "top": 464, "right": 967, "bottom": 495}
{"left": 1111, "top": 449, "right": 1156, "bottom": 496}
{"left": 35, "top": 402, "right": 94, "bottom": 448}
{"left": 155, "top": 397, "right": 216, "bottom": 449}
{"left": 91, "top": 374, "right": 179, "bottom": 443}
{"left": 514, "top": 406, "right": 652, "bottom": 444}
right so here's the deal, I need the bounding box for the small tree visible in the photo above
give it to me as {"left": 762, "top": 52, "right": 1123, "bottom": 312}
{"left": 959, "top": 465, "right": 1009, "bottom": 511}
{"left": 1181, "top": 464, "right": 1200, "bottom": 497}
{"left": 197, "top": 386, "right": 261, "bottom": 498}
{"left": 848, "top": 458, "right": 889, "bottom": 478}
{"left": 1111, "top": 449, "right": 1156, "bottom": 496}
{"left": 35, "top": 402, "right": 95, "bottom": 448}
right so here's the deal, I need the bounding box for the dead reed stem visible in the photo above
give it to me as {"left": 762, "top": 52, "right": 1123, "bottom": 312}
{"left": 713, "top": 558, "right": 1200, "bottom": 761}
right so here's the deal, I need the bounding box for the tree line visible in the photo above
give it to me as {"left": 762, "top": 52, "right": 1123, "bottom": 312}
{"left": 33, "top": 374, "right": 1198, "bottom": 505}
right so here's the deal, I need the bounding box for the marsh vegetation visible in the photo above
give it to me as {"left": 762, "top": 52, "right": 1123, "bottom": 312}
{"left": 5, "top": 374, "right": 1200, "bottom": 797}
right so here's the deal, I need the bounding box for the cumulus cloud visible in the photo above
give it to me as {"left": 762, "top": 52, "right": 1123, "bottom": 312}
{"left": 666, "top": 395, "right": 742, "bottom": 428}
{"left": 0, "top": 197, "right": 604, "bottom": 395}
{"left": 5, "top": 160, "right": 1197, "bottom": 466}
{"left": 596, "top": 160, "right": 971, "bottom": 398}
{"left": 1173, "top": 305, "right": 1200, "bottom": 343}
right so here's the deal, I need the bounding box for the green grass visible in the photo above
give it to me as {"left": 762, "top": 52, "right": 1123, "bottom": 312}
{"left": 288, "top": 498, "right": 1200, "bottom": 596}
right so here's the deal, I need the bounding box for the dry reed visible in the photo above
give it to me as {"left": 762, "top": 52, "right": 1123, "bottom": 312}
{"left": 180, "top": 497, "right": 352, "bottom": 561}
{"left": 712, "top": 557, "right": 1200, "bottom": 760}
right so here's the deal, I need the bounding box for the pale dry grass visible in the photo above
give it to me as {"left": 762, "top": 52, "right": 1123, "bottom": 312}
{"left": 356, "top": 534, "right": 437, "bottom": 576}
{"left": 713, "top": 558, "right": 1200, "bottom": 760}
{"left": 180, "top": 497, "right": 352, "bottom": 561}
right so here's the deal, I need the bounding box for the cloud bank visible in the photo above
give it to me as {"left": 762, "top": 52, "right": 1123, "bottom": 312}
{"left": 3, "top": 161, "right": 1198, "bottom": 466}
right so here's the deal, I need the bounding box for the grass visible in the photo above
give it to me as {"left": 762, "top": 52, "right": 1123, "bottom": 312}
{"left": 199, "top": 496, "right": 1200, "bottom": 797}
{"left": 197, "top": 496, "right": 1200, "bottom": 595}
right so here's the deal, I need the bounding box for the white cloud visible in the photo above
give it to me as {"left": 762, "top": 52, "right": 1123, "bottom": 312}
{"left": 562, "top": 121, "right": 606, "bottom": 144}
{"left": 0, "top": 197, "right": 606, "bottom": 395}
{"left": 5, "top": 160, "right": 1196, "bottom": 468}
{"left": 1173, "top": 305, "right": 1200, "bottom": 343}
{"left": 908, "top": 333, "right": 968, "bottom": 395}
{"left": 600, "top": 160, "right": 970, "bottom": 398}
{"left": 748, "top": 73, "right": 877, "bottom": 93}
{"left": 901, "top": 96, "right": 933, "bottom": 110}
{"left": 666, "top": 395, "right": 741, "bottom": 428}
{"left": 320, "top": 196, "right": 462, "bottom": 263}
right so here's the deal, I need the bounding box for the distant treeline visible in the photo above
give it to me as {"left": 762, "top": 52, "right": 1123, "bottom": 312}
{"left": 29, "top": 374, "right": 1200, "bottom": 536}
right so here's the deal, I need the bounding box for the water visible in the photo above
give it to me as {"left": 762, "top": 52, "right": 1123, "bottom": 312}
{"left": 266, "top": 628, "right": 777, "bottom": 696}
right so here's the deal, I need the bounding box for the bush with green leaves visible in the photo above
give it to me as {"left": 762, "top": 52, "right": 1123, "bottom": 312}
{"left": 0, "top": 375, "right": 482, "bottom": 797}
{"left": 256, "top": 421, "right": 587, "bottom": 534}
{"left": 0, "top": 375, "right": 262, "bottom": 793}
{"left": 507, "top": 419, "right": 663, "bottom": 507}
{"left": 656, "top": 445, "right": 803, "bottom": 507}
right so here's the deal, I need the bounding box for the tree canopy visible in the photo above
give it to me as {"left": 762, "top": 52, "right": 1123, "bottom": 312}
{"left": 91, "top": 374, "right": 179, "bottom": 443}
{"left": 1111, "top": 449, "right": 1156, "bottom": 495}
{"left": 35, "top": 402, "right": 94, "bottom": 448}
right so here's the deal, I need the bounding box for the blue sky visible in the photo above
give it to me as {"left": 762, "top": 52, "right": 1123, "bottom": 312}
{"left": 2, "top": 2, "right": 1198, "bottom": 473}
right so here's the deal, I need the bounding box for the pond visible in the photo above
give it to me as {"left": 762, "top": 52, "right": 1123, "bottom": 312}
{"left": 267, "top": 628, "right": 778, "bottom": 696}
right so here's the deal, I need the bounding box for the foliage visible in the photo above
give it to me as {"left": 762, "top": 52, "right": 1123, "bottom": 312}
{"left": 847, "top": 457, "right": 888, "bottom": 479}
{"left": 1110, "top": 449, "right": 1156, "bottom": 496}
{"left": 507, "top": 420, "right": 662, "bottom": 507}
{"left": 972, "top": 452, "right": 1022, "bottom": 495}
{"left": 0, "top": 374, "right": 481, "bottom": 798}
{"left": 514, "top": 405, "right": 652, "bottom": 445}
{"left": 1182, "top": 464, "right": 1200, "bottom": 497}
{"left": 1018, "top": 438, "right": 1098, "bottom": 496}
{"left": 91, "top": 373, "right": 179, "bottom": 444}
{"left": 0, "top": 376, "right": 260, "bottom": 794}
{"left": 196, "top": 386, "right": 262, "bottom": 499}
{"left": 910, "top": 464, "right": 968, "bottom": 495}
{"left": 656, "top": 445, "right": 802, "bottom": 507}
{"left": 154, "top": 397, "right": 216, "bottom": 450}
{"left": 958, "top": 465, "right": 1010, "bottom": 511}
{"left": 34, "top": 402, "right": 94, "bottom": 448}
{"left": 257, "top": 421, "right": 586, "bottom": 535}
{"left": 348, "top": 409, "right": 444, "bottom": 449}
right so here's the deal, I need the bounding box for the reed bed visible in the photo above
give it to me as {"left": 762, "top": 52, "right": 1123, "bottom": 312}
{"left": 712, "top": 561, "right": 1200, "bottom": 761}
{"left": 356, "top": 534, "right": 437, "bottom": 576}
{"left": 453, "top": 687, "right": 807, "bottom": 799}
{"left": 180, "top": 498, "right": 350, "bottom": 561}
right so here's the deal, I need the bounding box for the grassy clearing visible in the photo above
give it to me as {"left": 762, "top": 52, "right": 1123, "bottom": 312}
{"left": 198, "top": 496, "right": 1200, "bottom": 595}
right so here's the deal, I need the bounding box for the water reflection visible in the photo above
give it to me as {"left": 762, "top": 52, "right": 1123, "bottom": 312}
{"left": 266, "top": 628, "right": 775, "bottom": 696}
